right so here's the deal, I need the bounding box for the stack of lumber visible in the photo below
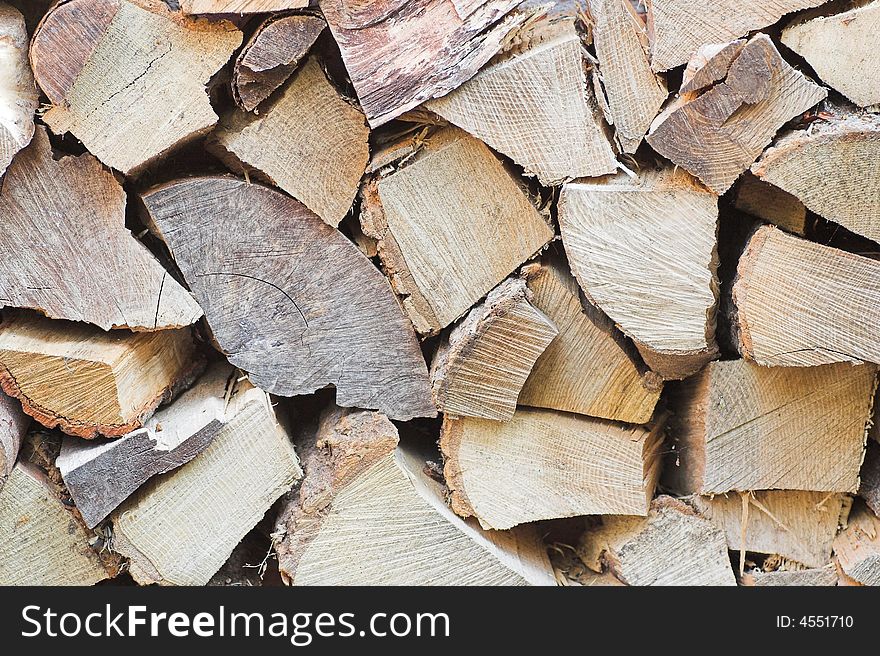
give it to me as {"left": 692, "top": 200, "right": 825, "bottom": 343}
{"left": 1, "top": 0, "right": 879, "bottom": 587}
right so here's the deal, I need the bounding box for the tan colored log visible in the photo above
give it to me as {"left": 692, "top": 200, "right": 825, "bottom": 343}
{"left": 0, "top": 390, "right": 28, "bottom": 491}
{"left": 441, "top": 409, "right": 664, "bottom": 530}
{"left": 0, "top": 462, "right": 110, "bottom": 585}
{"left": 689, "top": 491, "right": 851, "bottom": 568}
{"left": 430, "top": 278, "right": 557, "bottom": 421}
{"left": 426, "top": 16, "right": 618, "bottom": 185}
{"left": 732, "top": 225, "right": 880, "bottom": 367}
{"left": 646, "top": 34, "right": 826, "bottom": 194}
{"left": 214, "top": 56, "right": 369, "bottom": 227}
{"left": 141, "top": 177, "right": 434, "bottom": 421}
{"left": 31, "top": 0, "right": 242, "bottom": 175}
{"left": 751, "top": 111, "right": 880, "bottom": 243}
{"left": 559, "top": 167, "right": 719, "bottom": 379}
{"left": 679, "top": 40, "right": 746, "bottom": 96}
{"left": 518, "top": 256, "right": 661, "bottom": 423}
{"left": 577, "top": 496, "right": 737, "bottom": 586}
{"left": 733, "top": 172, "right": 808, "bottom": 235}
{"left": 833, "top": 504, "right": 880, "bottom": 586}
{"left": 182, "top": 0, "right": 309, "bottom": 12}
{"left": 58, "top": 362, "right": 232, "bottom": 528}
{"left": 361, "top": 127, "right": 554, "bottom": 335}
{"left": 0, "top": 312, "right": 202, "bottom": 439}
{"left": 646, "top": 0, "right": 827, "bottom": 72}
{"left": 742, "top": 564, "right": 838, "bottom": 586}
{"left": 783, "top": 1, "right": 880, "bottom": 108}
{"left": 112, "top": 377, "right": 302, "bottom": 586}
{"left": 0, "top": 3, "right": 37, "bottom": 177}
{"left": 277, "top": 404, "right": 555, "bottom": 585}
{"left": 0, "top": 127, "right": 202, "bottom": 331}
{"left": 232, "top": 12, "right": 324, "bottom": 112}
{"left": 666, "top": 359, "right": 876, "bottom": 495}
{"left": 860, "top": 442, "right": 880, "bottom": 517}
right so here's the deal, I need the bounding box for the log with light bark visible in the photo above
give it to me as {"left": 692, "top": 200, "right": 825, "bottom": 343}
{"left": 0, "top": 312, "right": 202, "bottom": 439}
{"left": 232, "top": 11, "right": 324, "bottom": 112}
{"left": 361, "top": 127, "right": 554, "bottom": 335}
{"left": 782, "top": 1, "right": 880, "bottom": 108}
{"left": 751, "top": 110, "right": 880, "bottom": 244}
{"left": 0, "top": 127, "right": 203, "bottom": 331}
{"left": 30, "top": 0, "right": 242, "bottom": 175}
{"left": 0, "top": 390, "right": 28, "bottom": 491}
{"left": 733, "top": 172, "right": 808, "bottom": 235}
{"left": 559, "top": 167, "right": 719, "bottom": 379}
{"left": 646, "top": 34, "right": 827, "bottom": 194}
{"left": 732, "top": 225, "right": 880, "bottom": 367}
{"left": 742, "top": 564, "right": 839, "bottom": 587}
{"left": 430, "top": 278, "right": 557, "bottom": 421}
{"left": 441, "top": 409, "right": 664, "bottom": 530}
{"left": 181, "top": 0, "right": 309, "bottom": 12}
{"left": 666, "top": 359, "right": 876, "bottom": 495}
{"left": 277, "top": 404, "right": 556, "bottom": 585}
{"left": 0, "top": 3, "right": 37, "bottom": 177}
{"left": 57, "top": 362, "right": 232, "bottom": 528}
{"left": 141, "top": 176, "right": 434, "bottom": 421}
{"left": 112, "top": 377, "right": 301, "bottom": 586}
{"left": 577, "top": 496, "right": 737, "bottom": 586}
{"left": 833, "top": 503, "right": 880, "bottom": 586}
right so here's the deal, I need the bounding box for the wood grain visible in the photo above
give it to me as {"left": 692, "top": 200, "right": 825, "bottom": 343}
{"left": 860, "top": 442, "right": 880, "bottom": 517}
{"left": 742, "top": 564, "right": 838, "bottom": 586}
{"left": 833, "top": 503, "right": 880, "bottom": 586}
{"left": 0, "top": 389, "right": 28, "bottom": 492}
{"left": 733, "top": 172, "right": 807, "bottom": 235}
{"left": 182, "top": 0, "right": 309, "bottom": 12}
{"left": 0, "top": 3, "right": 37, "bottom": 177}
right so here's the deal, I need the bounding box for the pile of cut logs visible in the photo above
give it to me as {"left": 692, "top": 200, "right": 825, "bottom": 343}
{"left": 1, "top": 0, "right": 879, "bottom": 587}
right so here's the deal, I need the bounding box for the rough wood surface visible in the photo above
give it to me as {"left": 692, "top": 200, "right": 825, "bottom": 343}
{"left": 113, "top": 378, "right": 302, "bottom": 586}
{"left": 646, "top": 0, "right": 827, "bottom": 72}
{"left": 0, "top": 312, "right": 202, "bottom": 439}
{"left": 182, "top": 0, "right": 309, "bottom": 12}
{"left": 0, "top": 127, "right": 203, "bottom": 330}
{"left": 0, "top": 462, "right": 110, "bottom": 585}
{"left": 321, "top": 0, "right": 540, "bottom": 126}
{"left": 679, "top": 40, "right": 746, "bottom": 96}
{"left": 518, "top": 256, "right": 661, "bottom": 423}
{"left": 742, "top": 564, "right": 838, "bottom": 586}
{"left": 214, "top": 56, "right": 369, "bottom": 227}
{"left": 647, "top": 34, "right": 827, "bottom": 194}
{"left": 732, "top": 225, "right": 880, "bottom": 367}
{"left": 860, "top": 441, "right": 880, "bottom": 517}
{"left": 426, "top": 17, "right": 618, "bottom": 185}
{"left": 689, "top": 491, "right": 851, "bottom": 568}
{"left": 141, "top": 176, "right": 434, "bottom": 421}
{"left": 782, "top": 1, "right": 880, "bottom": 108}
{"left": 0, "top": 390, "right": 28, "bottom": 491}
{"left": 833, "top": 504, "right": 880, "bottom": 586}
{"left": 31, "top": 0, "right": 242, "bottom": 174}
{"left": 277, "top": 404, "right": 556, "bottom": 585}
{"left": 58, "top": 362, "right": 232, "bottom": 528}
{"left": 0, "top": 3, "right": 37, "bottom": 177}
{"left": 577, "top": 496, "right": 737, "bottom": 586}
{"left": 232, "top": 12, "right": 324, "bottom": 112}
{"left": 666, "top": 359, "right": 876, "bottom": 495}
{"left": 751, "top": 111, "right": 880, "bottom": 243}
{"left": 733, "top": 172, "right": 807, "bottom": 235}
{"left": 559, "top": 168, "right": 718, "bottom": 379}
{"left": 430, "top": 278, "right": 557, "bottom": 421}
{"left": 441, "top": 409, "right": 664, "bottom": 530}
{"left": 362, "top": 128, "right": 554, "bottom": 335}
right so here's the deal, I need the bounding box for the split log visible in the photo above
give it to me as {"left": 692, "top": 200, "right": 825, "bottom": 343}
{"left": 112, "top": 377, "right": 302, "bottom": 586}
{"left": 518, "top": 256, "right": 661, "bottom": 424}
{"left": 646, "top": 0, "right": 827, "bottom": 72}
{"left": 440, "top": 409, "right": 664, "bottom": 530}
{"left": 733, "top": 173, "right": 808, "bottom": 235}
{"left": 732, "top": 225, "right": 880, "bottom": 366}
{"left": 0, "top": 127, "right": 203, "bottom": 331}
{"left": 751, "top": 111, "right": 880, "bottom": 244}
{"left": 666, "top": 359, "right": 876, "bottom": 495}
{"left": 57, "top": 362, "right": 233, "bottom": 528}
{"left": 688, "top": 491, "right": 851, "bottom": 568}
{"left": 833, "top": 504, "right": 880, "bottom": 586}
{"left": 361, "top": 128, "right": 554, "bottom": 335}
{"left": 30, "top": 0, "right": 242, "bottom": 175}
{"left": 430, "top": 278, "right": 558, "bottom": 421}
{"left": 679, "top": 40, "right": 746, "bottom": 96}
{"left": 277, "top": 404, "right": 556, "bottom": 585}
{"left": 182, "top": 0, "right": 309, "bottom": 12}
{"left": 425, "top": 15, "right": 618, "bottom": 185}
{"left": 321, "top": 0, "right": 542, "bottom": 126}
{"left": 141, "top": 176, "right": 434, "bottom": 421}
{"left": 232, "top": 12, "right": 325, "bottom": 112}
{"left": 577, "top": 496, "right": 737, "bottom": 586}
{"left": 860, "top": 441, "right": 880, "bottom": 517}
{"left": 0, "top": 312, "right": 202, "bottom": 439}
{"left": 0, "top": 4, "right": 37, "bottom": 177}
{"left": 213, "top": 56, "right": 369, "bottom": 227}
{"left": 0, "top": 462, "right": 110, "bottom": 585}
{"left": 558, "top": 167, "right": 719, "bottom": 379}
{"left": 646, "top": 34, "right": 827, "bottom": 194}
{"left": 783, "top": 1, "right": 880, "bottom": 108}
{"left": 742, "top": 564, "right": 838, "bottom": 587}
{"left": 588, "top": 0, "right": 667, "bottom": 153}
{"left": 0, "top": 390, "right": 28, "bottom": 491}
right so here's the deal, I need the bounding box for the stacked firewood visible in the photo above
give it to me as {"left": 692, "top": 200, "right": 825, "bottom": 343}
{"left": 1, "top": 0, "right": 879, "bottom": 586}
